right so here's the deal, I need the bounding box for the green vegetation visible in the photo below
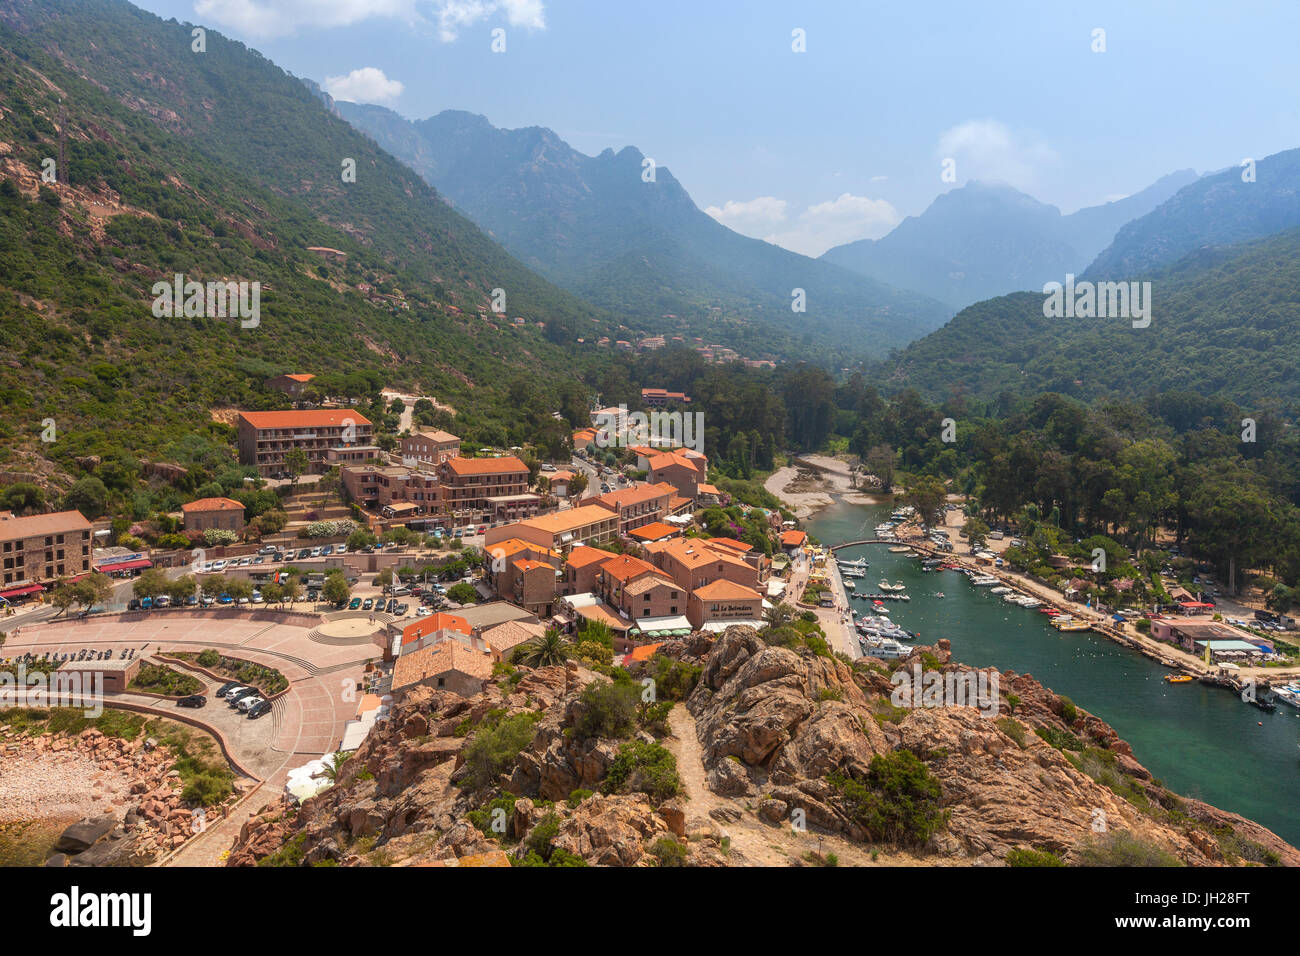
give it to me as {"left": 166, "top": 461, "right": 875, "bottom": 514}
{"left": 571, "top": 681, "right": 640, "bottom": 740}
{"left": 1006, "top": 847, "right": 1064, "bottom": 867}
{"left": 1075, "top": 831, "right": 1185, "bottom": 867}
{"left": 128, "top": 663, "right": 203, "bottom": 697}
{"left": 826, "top": 751, "right": 948, "bottom": 848}
{"left": 601, "top": 740, "right": 681, "bottom": 802}
{"left": 458, "top": 711, "right": 541, "bottom": 792}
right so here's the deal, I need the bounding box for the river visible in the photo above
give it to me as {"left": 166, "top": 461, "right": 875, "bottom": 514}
{"left": 806, "top": 498, "right": 1300, "bottom": 847}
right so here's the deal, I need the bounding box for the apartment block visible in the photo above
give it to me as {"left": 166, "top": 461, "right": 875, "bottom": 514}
{"left": 0, "top": 509, "right": 92, "bottom": 595}
{"left": 237, "top": 409, "right": 374, "bottom": 477}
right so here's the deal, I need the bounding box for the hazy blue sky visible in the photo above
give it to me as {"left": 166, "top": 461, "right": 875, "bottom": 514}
{"left": 134, "top": 0, "right": 1300, "bottom": 256}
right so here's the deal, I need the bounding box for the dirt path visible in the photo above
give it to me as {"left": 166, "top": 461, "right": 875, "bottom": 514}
{"left": 664, "top": 704, "right": 933, "bottom": 867}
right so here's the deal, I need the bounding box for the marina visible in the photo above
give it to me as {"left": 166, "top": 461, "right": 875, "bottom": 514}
{"left": 807, "top": 496, "right": 1300, "bottom": 847}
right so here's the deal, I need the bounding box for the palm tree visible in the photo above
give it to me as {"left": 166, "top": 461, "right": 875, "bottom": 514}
{"left": 516, "top": 628, "right": 570, "bottom": 668}
{"left": 315, "top": 750, "right": 355, "bottom": 785}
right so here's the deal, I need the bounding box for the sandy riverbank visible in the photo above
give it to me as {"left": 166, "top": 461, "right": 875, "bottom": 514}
{"left": 764, "top": 455, "right": 886, "bottom": 518}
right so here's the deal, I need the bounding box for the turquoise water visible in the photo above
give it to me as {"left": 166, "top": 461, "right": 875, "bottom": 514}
{"left": 807, "top": 498, "right": 1300, "bottom": 847}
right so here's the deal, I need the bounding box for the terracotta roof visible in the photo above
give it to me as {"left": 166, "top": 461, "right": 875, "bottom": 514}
{"left": 239, "top": 409, "right": 372, "bottom": 429}
{"left": 548, "top": 470, "right": 574, "bottom": 482}
{"left": 488, "top": 537, "right": 560, "bottom": 564}
{"left": 181, "top": 497, "right": 244, "bottom": 513}
{"left": 780, "top": 530, "right": 808, "bottom": 547}
{"left": 564, "top": 546, "right": 619, "bottom": 568}
{"left": 512, "top": 558, "right": 553, "bottom": 573}
{"left": 693, "top": 579, "right": 762, "bottom": 601}
{"left": 411, "top": 429, "right": 460, "bottom": 443}
{"left": 481, "top": 620, "right": 545, "bottom": 655}
{"left": 392, "top": 641, "right": 494, "bottom": 691}
{"left": 628, "top": 522, "right": 679, "bottom": 541}
{"left": 0, "top": 510, "right": 91, "bottom": 538}
{"left": 697, "top": 483, "right": 720, "bottom": 495}
{"left": 648, "top": 452, "right": 700, "bottom": 474}
{"left": 575, "top": 602, "right": 632, "bottom": 632}
{"left": 599, "top": 554, "right": 658, "bottom": 583}
{"left": 520, "top": 504, "right": 617, "bottom": 535}
{"left": 444, "top": 455, "right": 528, "bottom": 476}
{"left": 660, "top": 538, "right": 750, "bottom": 571}
{"left": 624, "top": 574, "right": 678, "bottom": 596}
{"left": 284, "top": 373, "right": 315, "bottom": 383}
{"left": 400, "top": 613, "right": 469, "bottom": 646}
{"left": 593, "top": 482, "right": 675, "bottom": 510}
{"left": 705, "top": 537, "right": 752, "bottom": 553}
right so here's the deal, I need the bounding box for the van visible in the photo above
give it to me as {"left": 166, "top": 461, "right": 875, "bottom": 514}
{"left": 392, "top": 585, "right": 411, "bottom": 597}
{"left": 989, "top": 531, "right": 1004, "bottom": 540}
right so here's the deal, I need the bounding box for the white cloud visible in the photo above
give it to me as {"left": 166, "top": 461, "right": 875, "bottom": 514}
{"left": 323, "top": 66, "right": 405, "bottom": 103}
{"left": 193, "top": 0, "right": 545, "bottom": 40}
{"left": 936, "top": 119, "right": 1057, "bottom": 192}
{"left": 705, "top": 196, "right": 789, "bottom": 234}
{"left": 707, "top": 193, "right": 900, "bottom": 258}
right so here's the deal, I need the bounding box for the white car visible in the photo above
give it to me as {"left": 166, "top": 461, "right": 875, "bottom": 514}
{"left": 237, "top": 695, "right": 265, "bottom": 713}
{"left": 415, "top": 606, "right": 431, "bottom": 617}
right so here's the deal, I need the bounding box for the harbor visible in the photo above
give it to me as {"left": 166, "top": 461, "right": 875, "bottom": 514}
{"left": 805, "top": 496, "right": 1300, "bottom": 848}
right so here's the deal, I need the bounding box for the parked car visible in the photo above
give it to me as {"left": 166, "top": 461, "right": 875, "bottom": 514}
{"left": 215, "top": 681, "right": 242, "bottom": 697}
{"left": 395, "top": 603, "right": 409, "bottom": 616}
{"left": 227, "top": 687, "right": 259, "bottom": 706}
{"left": 247, "top": 699, "right": 273, "bottom": 719}
{"left": 348, "top": 597, "right": 362, "bottom": 610}
{"left": 127, "top": 599, "right": 142, "bottom": 611}
{"left": 176, "top": 694, "right": 206, "bottom": 708}
{"left": 140, "top": 597, "right": 153, "bottom": 610}
{"left": 362, "top": 598, "right": 374, "bottom": 611}
{"left": 237, "top": 695, "right": 266, "bottom": 713}
{"left": 154, "top": 595, "right": 172, "bottom": 608}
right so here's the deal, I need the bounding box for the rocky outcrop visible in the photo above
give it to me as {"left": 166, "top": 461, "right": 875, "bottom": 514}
{"left": 224, "top": 625, "right": 1300, "bottom": 868}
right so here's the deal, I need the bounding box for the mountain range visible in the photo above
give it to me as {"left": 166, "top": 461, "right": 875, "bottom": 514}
{"left": 334, "top": 102, "right": 954, "bottom": 360}
{"left": 820, "top": 173, "right": 1198, "bottom": 311}
{"left": 0, "top": 0, "right": 614, "bottom": 477}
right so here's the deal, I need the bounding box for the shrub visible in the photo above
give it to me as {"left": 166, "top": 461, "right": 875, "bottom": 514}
{"left": 649, "top": 657, "right": 701, "bottom": 701}
{"left": 183, "top": 771, "right": 234, "bottom": 807}
{"left": 197, "top": 649, "right": 221, "bottom": 668}
{"left": 1076, "top": 831, "right": 1184, "bottom": 867}
{"left": 523, "top": 813, "right": 561, "bottom": 861}
{"left": 1035, "top": 725, "right": 1084, "bottom": 752}
{"left": 995, "top": 717, "right": 1028, "bottom": 749}
{"left": 1058, "top": 695, "right": 1079, "bottom": 724}
{"left": 602, "top": 741, "right": 680, "bottom": 802}
{"left": 1006, "top": 847, "right": 1064, "bottom": 867}
{"left": 649, "top": 837, "right": 688, "bottom": 867}
{"left": 826, "top": 751, "right": 947, "bottom": 848}
{"left": 571, "top": 681, "right": 639, "bottom": 740}
{"left": 458, "top": 712, "right": 541, "bottom": 791}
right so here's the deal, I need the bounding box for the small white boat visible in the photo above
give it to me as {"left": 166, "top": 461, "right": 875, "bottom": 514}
{"left": 991, "top": 586, "right": 1011, "bottom": 595}
{"left": 860, "top": 637, "right": 910, "bottom": 659}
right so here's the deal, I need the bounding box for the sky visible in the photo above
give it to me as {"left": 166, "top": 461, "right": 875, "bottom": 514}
{"left": 133, "top": 0, "right": 1300, "bottom": 257}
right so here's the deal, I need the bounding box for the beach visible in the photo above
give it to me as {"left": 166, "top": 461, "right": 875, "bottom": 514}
{"left": 763, "top": 455, "right": 884, "bottom": 518}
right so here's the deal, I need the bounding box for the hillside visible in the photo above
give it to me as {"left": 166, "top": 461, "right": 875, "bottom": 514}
{"left": 336, "top": 103, "right": 953, "bottom": 361}
{"left": 0, "top": 0, "right": 615, "bottom": 488}
{"left": 821, "top": 174, "right": 1197, "bottom": 311}
{"left": 883, "top": 227, "right": 1300, "bottom": 410}
{"left": 226, "top": 629, "right": 1299, "bottom": 867}
{"left": 1086, "top": 147, "right": 1300, "bottom": 279}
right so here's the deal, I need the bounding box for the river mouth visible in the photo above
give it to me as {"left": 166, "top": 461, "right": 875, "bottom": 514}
{"left": 805, "top": 497, "right": 1300, "bottom": 848}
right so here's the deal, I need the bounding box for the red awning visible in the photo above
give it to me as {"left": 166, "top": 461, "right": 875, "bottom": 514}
{"left": 0, "top": 584, "right": 45, "bottom": 598}
{"left": 95, "top": 558, "right": 152, "bottom": 572}
{"left": 1178, "top": 601, "right": 1214, "bottom": 608}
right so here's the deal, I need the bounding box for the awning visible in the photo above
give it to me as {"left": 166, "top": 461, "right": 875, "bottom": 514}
{"left": 0, "top": 584, "right": 44, "bottom": 598}
{"left": 95, "top": 558, "right": 152, "bottom": 572}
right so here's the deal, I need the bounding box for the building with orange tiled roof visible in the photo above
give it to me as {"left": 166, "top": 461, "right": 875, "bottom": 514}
{"left": 480, "top": 619, "right": 546, "bottom": 662}
{"left": 394, "top": 612, "right": 471, "bottom": 657}
{"left": 0, "top": 509, "right": 92, "bottom": 594}
{"left": 648, "top": 451, "right": 703, "bottom": 499}
{"left": 687, "top": 578, "right": 764, "bottom": 630}
{"left": 180, "top": 496, "right": 245, "bottom": 534}
{"left": 590, "top": 482, "right": 676, "bottom": 536}
{"left": 653, "top": 537, "right": 761, "bottom": 592}
{"left": 392, "top": 640, "right": 494, "bottom": 696}
{"left": 559, "top": 544, "right": 619, "bottom": 595}
{"left": 401, "top": 429, "right": 461, "bottom": 467}
{"left": 237, "top": 408, "right": 375, "bottom": 477}
{"left": 780, "top": 529, "right": 808, "bottom": 550}
{"left": 705, "top": 536, "right": 752, "bottom": 554}
{"left": 485, "top": 504, "right": 618, "bottom": 553}
{"left": 628, "top": 521, "right": 680, "bottom": 544}
{"left": 439, "top": 455, "right": 531, "bottom": 516}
